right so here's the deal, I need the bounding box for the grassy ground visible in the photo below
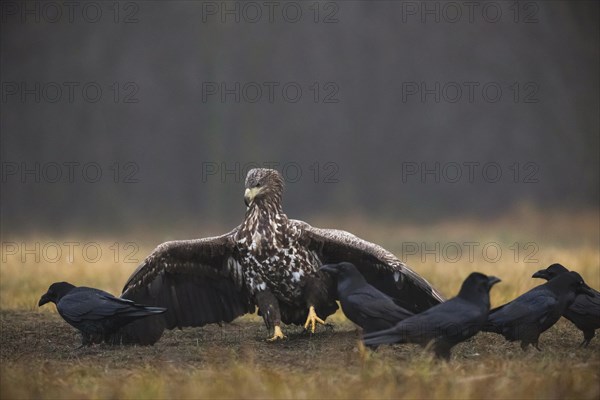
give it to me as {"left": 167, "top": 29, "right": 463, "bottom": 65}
{"left": 1, "top": 210, "right": 599, "bottom": 399}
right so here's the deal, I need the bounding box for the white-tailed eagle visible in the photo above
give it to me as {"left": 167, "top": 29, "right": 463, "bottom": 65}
{"left": 114, "top": 168, "right": 444, "bottom": 344}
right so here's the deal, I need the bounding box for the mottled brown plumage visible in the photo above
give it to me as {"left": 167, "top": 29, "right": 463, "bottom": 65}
{"left": 113, "top": 168, "right": 444, "bottom": 344}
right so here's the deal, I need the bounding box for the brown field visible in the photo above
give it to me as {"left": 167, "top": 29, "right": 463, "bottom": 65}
{"left": 1, "top": 209, "right": 599, "bottom": 399}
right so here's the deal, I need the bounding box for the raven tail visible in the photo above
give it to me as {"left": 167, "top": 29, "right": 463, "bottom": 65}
{"left": 363, "top": 327, "right": 403, "bottom": 346}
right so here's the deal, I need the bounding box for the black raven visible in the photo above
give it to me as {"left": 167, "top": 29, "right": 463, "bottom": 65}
{"left": 363, "top": 273, "right": 500, "bottom": 359}
{"left": 484, "top": 271, "right": 594, "bottom": 350}
{"left": 320, "top": 262, "right": 413, "bottom": 333}
{"left": 38, "top": 282, "right": 166, "bottom": 347}
{"left": 532, "top": 263, "right": 600, "bottom": 347}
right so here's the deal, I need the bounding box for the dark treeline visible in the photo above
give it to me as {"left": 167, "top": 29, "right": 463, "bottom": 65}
{"left": 1, "top": 1, "right": 598, "bottom": 235}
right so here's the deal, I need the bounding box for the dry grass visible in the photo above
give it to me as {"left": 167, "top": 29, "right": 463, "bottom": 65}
{"left": 1, "top": 210, "right": 599, "bottom": 399}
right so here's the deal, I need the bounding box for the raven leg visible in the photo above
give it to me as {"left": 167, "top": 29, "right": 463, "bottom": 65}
{"left": 255, "top": 290, "right": 286, "bottom": 341}
{"left": 581, "top": 330, "right": 595, "bottom": 348}
{"left": 521, "top": 340, "right": 541, "bottom": 351}
{"left": 433, "top": 342, "right": 452, "bottom": 361}
{"left": 77, "top": 333, "right": 92, "bottom": 349}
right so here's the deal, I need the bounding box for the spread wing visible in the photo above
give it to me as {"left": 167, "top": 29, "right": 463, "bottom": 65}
{"left": 293, "top": 220, "right": 445, "bottom": 313}
{"left": 110, "top": 228, "right": 254, "bottom": 345}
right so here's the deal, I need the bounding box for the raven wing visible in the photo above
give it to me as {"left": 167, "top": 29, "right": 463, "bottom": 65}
{"left": 346, "top": 290, "right": 413, "bottom": 325}
{"left": 111, "top": 229, "right": 254, "bottom": 344}
{"left": 488, "top": 289, "right": 558, "bottom": 329}
{"left": 363, "top": 298, "right": 482, "bottom": 346}
{"left": 569, "top": 291, "right": 600, "bottom": 318}
{"left": 57, "top": 288, "right": 137, "bottom": 322}
{"left": 58, "top": 288, "right": 165, "bottom": 323}
{"left": 406, "top": 298, "right": 483, "bottom": 336}
{"left": 293, "top": 220, "right": 445, "bottom": 312}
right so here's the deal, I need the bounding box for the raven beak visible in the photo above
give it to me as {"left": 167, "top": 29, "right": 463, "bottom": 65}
{"left": 532, "top": 270, "right": 549, "bottom": 279}
{"left": 244, "top": 187, "right": 260, "bottom": 207}
{"left": 38, "top": 293, "right": 50, "bottom": 307}
{"left": 487, "top": 276, "right": 501, "bottom": 288}
{"left": 319, "top": 264, "right": 339, "bottom": 274}
{"left": 578, "top": 283, "right": 595, "bottom": 297}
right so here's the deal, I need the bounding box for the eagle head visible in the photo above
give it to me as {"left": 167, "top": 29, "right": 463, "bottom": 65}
{"left": 244, "top": 168, "right": 284, "bottom": 207}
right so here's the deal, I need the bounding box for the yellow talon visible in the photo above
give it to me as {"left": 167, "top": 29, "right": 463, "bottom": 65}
{"left": 267, "top": 325, "right": 286, "bottom": 341}
{"left": 303, "top": 305, "right": 326, "bottom": 333}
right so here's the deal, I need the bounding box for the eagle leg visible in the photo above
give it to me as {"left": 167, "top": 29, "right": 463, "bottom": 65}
{"left": 255, "top": 290, "right": 286, "bottom": 341}
{"left": 302, "top": 276, "right": 331, "bottom": 333}
{"left": 304, "top": 305, "right": 326, "bottom": 333}
{"left": 267, "top": 325, "right": 286, "bottom": 342}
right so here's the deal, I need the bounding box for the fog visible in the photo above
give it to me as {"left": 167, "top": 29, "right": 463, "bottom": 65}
{"left": 1, "top": 1, "right": 598, "bottom": 235}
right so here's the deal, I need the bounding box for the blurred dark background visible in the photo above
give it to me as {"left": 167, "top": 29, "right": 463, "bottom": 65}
{"left": 1, "top": 1, "right": 598, "bottom": 236}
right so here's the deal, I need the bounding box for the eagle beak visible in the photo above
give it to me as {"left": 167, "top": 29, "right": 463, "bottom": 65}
{"left": 38, "top": 293, "right": 50, "bottom": 307}
{"left": 244, "top": 187, "right": 260, "bottom": 207}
